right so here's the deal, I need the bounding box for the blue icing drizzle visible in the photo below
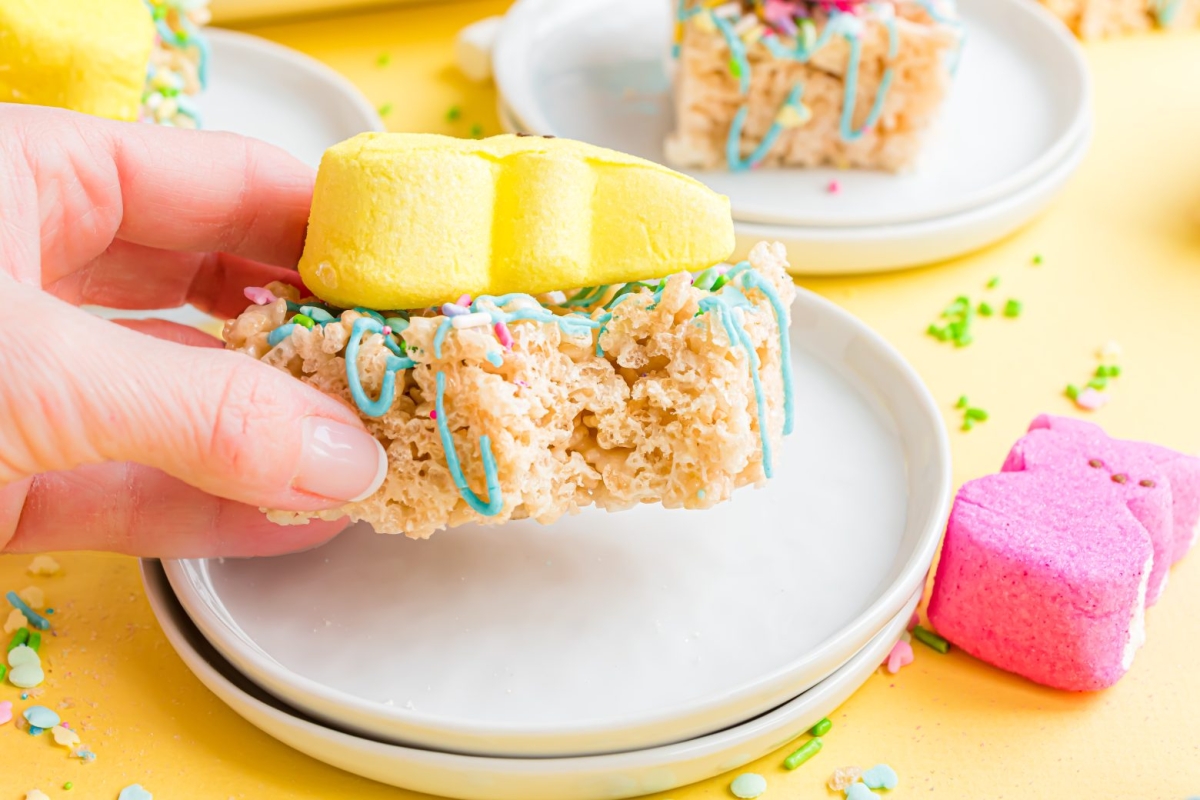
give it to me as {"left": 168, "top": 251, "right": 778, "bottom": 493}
{"left": 435, "top": 371, "right": 503, "bottom": 516}
{"left": 266, "top": 323, "right": 298, "bottom": 347}
{"left": 702, "top": 3, "right": 953, "bottom": 164}
{"left": 837, "top": 12, "right": 898, "bottom": 142}
{"left": 344, "top": 318, "right": 416, "bottom": 418}
{"left": 727, "top": 83, "right": 806, "bottom": 171}
{"left": 739, "top": 269, "right": 795, "bottom": 435}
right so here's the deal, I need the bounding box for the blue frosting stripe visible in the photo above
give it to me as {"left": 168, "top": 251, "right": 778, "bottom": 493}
{"left": 435, "top": 371, "right": 504, "bottom": 517}
{"left": 838, "top": 13, "right": 898, "bottom": 142}
{"left": 345, "top": 318, "right": 416, "bottom": 419}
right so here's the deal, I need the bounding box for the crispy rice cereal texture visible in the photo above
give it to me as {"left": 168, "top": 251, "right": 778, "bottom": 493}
{"left": 1039, "top": 0, "right": 1200, "bottom": 37}
{"left": 666, "top": 3, "right": 961, "bottom": 172}
{"left": 224, "top": 242, "right": 796, "bottom": 538}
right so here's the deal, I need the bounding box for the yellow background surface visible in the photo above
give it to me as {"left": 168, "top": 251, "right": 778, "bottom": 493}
{"left": 3, "top": 2, "right": 1200, "bottom": 797}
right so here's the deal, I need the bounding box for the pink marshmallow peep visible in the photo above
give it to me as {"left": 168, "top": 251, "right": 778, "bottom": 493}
{"left": 929, "top": 415, "right": 1200, "bottom": 691}
{"left": 929, "top": 470, "right": 1153, "bottom": 691}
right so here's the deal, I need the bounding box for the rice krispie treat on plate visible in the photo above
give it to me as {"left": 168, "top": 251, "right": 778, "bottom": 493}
{"left": 0, "top": 0, "right": 210, "bottom": 128}
{"left": 225, "top": 132, "right": 796, "bottom": 538}
{"left": 1038, "top": 0, "right": 1199, "bottom": 37}
{"left": 665, "top": 0, "right": 963, "bottom": 172}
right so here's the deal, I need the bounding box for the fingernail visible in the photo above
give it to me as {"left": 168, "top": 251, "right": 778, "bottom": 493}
{"left": 294, "top": 418, "right": 387, "bottom": 503}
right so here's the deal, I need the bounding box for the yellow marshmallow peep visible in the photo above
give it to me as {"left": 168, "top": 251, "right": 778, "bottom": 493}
{"left": 297, "top": 133, "right": 736, "bottom": 310}
{"left": 0, "top": 0, "right": 154, "bottom": 121}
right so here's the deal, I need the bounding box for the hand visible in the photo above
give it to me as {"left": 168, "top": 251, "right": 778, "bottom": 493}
{"left": 0, "top": 106, "right": 386, "bottom": 557}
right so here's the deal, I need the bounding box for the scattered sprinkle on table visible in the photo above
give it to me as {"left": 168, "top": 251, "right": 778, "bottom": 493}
{"left": 827, "top": 767, "right": 863, "bottom": 792}
{"left": 1065, "top": 348, "right": 1122, "bottom": 411}
{"left": 827, "top": 179, "right": 841, "bottom": 194}
{"left": 4, "top": 608, "right": 25, "bottom": 634}
{"left": 378, "top": 102, "right": 393, "bottom": 117}
{"left": 783, "top": 737, "right": 823, "bottom": 770}
{"left": 862, "top": 764, "right": 899, "bottom": 790}
{"left": 0, "top": 699, "right": 12, "bottom": 725}
{"left": 62, "top": 783, "right": 73, "bottom": 791}
{"left": 26, "top": 556, "right": 60, "bottom": 576}
{"left": 9, "top": 626, "right": 29, "bottom": 650}
{"left": 986, "top": 276, "right": 1000, "bottom": 289}
{"left": 912, "top": 625, "right": 950, "bottom": 654}
{"left": 18, "top": 586, "right": 45, "bottom": 608}
{"left": 118, "top": 785, "right": 153, "bottom": 800}
{"left": 376, "top": 51, "right": 390, "bottom": 67}
{"left": 810, "top": 716, "right": 832, "bottom": 736}
{"left": 885, "top": 638, "right": 913, "bottom": 673}
{"left": 6, "top": 592, "right": 50, "bottom": 630}
{"left": 845, "top": 782, "right": 879, "bottom": 799}
{"left": 730, "top": 772, "right": 768, "bottom": 798}
{"left": 977, "top": 301, "right": 993, "bottom": 317}
{"left": 926, "top": 295, "right": 974, "bottom": 347}
{"left": 23, "top": 705, "right": 60, "bottom": 729}
{"left": 1032, "top": 253, "right": 1043, "bottom": 265}
{"left": 1003, "top": 299, "right": 1022, "bottom": 318}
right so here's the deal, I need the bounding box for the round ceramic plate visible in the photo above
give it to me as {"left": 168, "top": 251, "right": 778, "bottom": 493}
{"left": 89, "top": 28, "right": 382, "bottom": 329}
{"left": 498, "top": 100, "right": 1088, "bottom": 275}
{"left": 163, "top": 287, "right": 952, "bottom": 758}
{"left": 144, "top": 559, "right": 920, "bottom": 800}
{"left": 493, "top": 0, "right": 1091, "bottom": 230}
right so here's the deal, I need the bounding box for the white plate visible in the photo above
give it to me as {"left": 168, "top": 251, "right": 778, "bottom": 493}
{"left": 144, "top": 559, "right": 920, "bottom": 800}
{"left": 493, "top": 0, "right": 1091, "bottom": 230}
{"left": 498, "top": 99, "right": 1088, "bottom": 275}
{"left": 729, "top": 127, "right": 1090, "bottom": 273}
{"left": 164, "top": 287, "right": 952, "bottom": 758}
{"left": 89, "top": 28, "right": 383, "bottom": 329}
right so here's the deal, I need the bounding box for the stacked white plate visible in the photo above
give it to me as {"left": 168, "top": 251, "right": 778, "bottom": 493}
{"left": 493, "top": 0, "right": 1092, "bottom": 274}
{"left": 132, "top": 25, "right": 955, "bottom": 800}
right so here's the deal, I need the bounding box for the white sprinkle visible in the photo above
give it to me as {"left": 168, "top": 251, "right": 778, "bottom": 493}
{"left": 451, "top": 312, "right": 492, "bottom": 329}
{"left": 733, "top": 14, "right": 757, "bottom": 34}
{"left": 712, "top": 2, "right": 741, "bottom": 18}
{"left": 542, "top": 291, "right": 567, "bottom": 305}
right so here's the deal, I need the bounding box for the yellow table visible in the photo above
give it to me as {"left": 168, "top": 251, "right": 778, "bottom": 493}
{"left": 4, "top": 4, "right": 1200, "bottom": 797}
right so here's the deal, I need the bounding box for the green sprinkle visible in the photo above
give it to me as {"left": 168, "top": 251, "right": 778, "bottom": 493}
{"left": 977, "top": 302, "right": 993, "bottom": 317}
{"left": 0, "top": 664, "right": 6, "bottom": 683}
{"left": 1095, "top": 365, "right": 1109, "bottom": 378}
{"left": 986, "top": 276, "right": 1000, "bottom": 289}
{"left": 446, "top": 105, "right": 462, "bottom": 122}
{"left": 1110, "top": 365, "right": 1122, "bottom": 377}
{"left": 961, "top": 418, "right": 974, "bottom": 432}
{"left": 1065, "top": 384, "right": 1080, "bottom": 400}
{"left": 953, "top": 333, "right": 973, "bottom": 348}
{"left": 1032, "top": 254, "right": 1043, "bottom": 265}
{"left": 292, "top": 314, "right": 315, "bottom": 330}
{"left": 8, "top": 627, "right": 29, "bottom": 652}
{"left": 965, "top": 408, "right": 989, "bottom": 422}
{"left": 27, "top": 631, "right": 41, "bottom": 652}
{"left": 1003, "top": 299, "right": 1022, "bottom": 318}
{"left": 1088, "top": 377, "right": 1108, "bottom": 390}
{"left": 955, "top": 395, "right": 969, "bottom": 409}
{"left": 783, "top": 737, "right": 823, "bottom": 770}
{"left": 470, "top": 123, "right": 484, "bottom": 138}
{"left": 926, "top": 324, "right": 942, "bottom": 337}
{"left": 378, "top": 103, "right": 394, "bottom": 117}
{"left": 710, "top": 275, "right": 729, "bottom": 292}
{"left": 729, "top": 58, "right": 743, "bottom": 78}
{"left": 64, "top": 784, "right": 74, "bottom": 791}
{"left": 912, "top": 625, "right": 950, "bottom": 654}
{"left": 810, "top": 717, "right": 832, "bottom": 737}
{"left": 376, "top": 52, "right": 391, "bottom": 67}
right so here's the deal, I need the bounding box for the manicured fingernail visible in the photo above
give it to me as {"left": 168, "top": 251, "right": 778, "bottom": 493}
{"left": 295, "top": 418, "right": 387, "bottom": 502}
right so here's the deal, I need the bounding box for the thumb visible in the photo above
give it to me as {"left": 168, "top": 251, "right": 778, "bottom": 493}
{"left": 0, "top": 283, "right": 387, "bottom": 512}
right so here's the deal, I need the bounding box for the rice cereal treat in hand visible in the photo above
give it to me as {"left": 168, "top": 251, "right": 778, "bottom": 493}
{"left": 665, "top": 0, "right": 963, "bottom": 172}
{"left": 1038, "top": 0, "right": 1199, "bottom": 38}
{"left": 225, "top": 132, "right": 796, "bottom": 538}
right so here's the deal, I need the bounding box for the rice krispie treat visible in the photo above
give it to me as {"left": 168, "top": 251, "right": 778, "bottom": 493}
{"left": 1038, "top": 0, "right": 1199, "bottom": 37}
{"left": 665, "top": 0, "right": 963, "bottom": 173}
{"left": 225, "top": 242, "right": 796, "bottom": 538}
{"left": 0, "top": 0, "right": 210, "bottom": 128}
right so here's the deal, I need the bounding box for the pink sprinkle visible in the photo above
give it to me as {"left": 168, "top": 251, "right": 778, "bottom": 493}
{"left": 244, "top": 287, "right": 276, "bottom": 306}
{"left": 827, "top": 180, "right": 841, "bottom": 195}
{"left": 494, "top": 322, "right": 514, "bottom": 350}
{"left": 382, "top": 326, "right": 392, "bottom": 335}
{"left": 908, "top": 612, "right": 920, "bottom": 631}
{"left": 885, "top": 639, "right": 914, "bottom": 674}
{"left": 456, "top": 294, "right": 472, "bottom": 307}
{"left": 430, "top": 411, "right": 437, "bottom": 420}
{"left": 714, "top": 264, "right": 730, "bottom": 276}
{"left": 515, "top": 380, "right": 529, "bottom": 387}
{"left": 0, "top": 700, "right": 12, "bottom": 725}
{"left": 1075, "top": 388, "right": 1109, "bottom": 411}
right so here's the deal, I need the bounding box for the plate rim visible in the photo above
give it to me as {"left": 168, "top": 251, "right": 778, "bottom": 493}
{"left": 162, "top": 285, "right": 953, "bottom": 756}
{"left": 492, "top": 0, "right": 1093, "bottom": 230}
{"left": 206, "top": 27, "right": 385, "bottom": 137}
{"left": 143, "top": 558, "right": 920, "bottom": 800}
